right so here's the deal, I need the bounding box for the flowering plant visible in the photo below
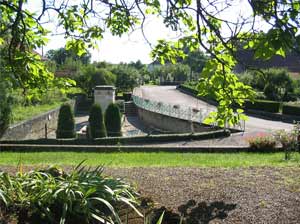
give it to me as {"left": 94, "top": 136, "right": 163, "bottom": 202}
{"left": 247, "top": 133, "right": 277, "bottom": 152}
{"left": 275, "top": 124, "right": 299, "bottom": 160}
{"left": 275, "top": 130, "right": 298, "bottom": 149}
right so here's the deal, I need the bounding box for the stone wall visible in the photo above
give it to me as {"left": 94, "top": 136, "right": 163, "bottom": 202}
{"left": 137, "top": 108, "right": 216, "bottom": 133}
{"left": 1, "top": 101, "right": 74, "bottom": 141}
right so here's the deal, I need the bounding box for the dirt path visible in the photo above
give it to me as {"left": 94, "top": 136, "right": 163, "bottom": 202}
{"left": 106, "top": 167, "right": 300, "bottom": 224}
{"left": 1, "top": 166, "right": 299, "bottom": 223}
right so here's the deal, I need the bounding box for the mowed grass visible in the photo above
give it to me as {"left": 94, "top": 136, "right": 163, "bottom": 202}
{"left": 0, "top": 152, "right": 299, "bottom": 167}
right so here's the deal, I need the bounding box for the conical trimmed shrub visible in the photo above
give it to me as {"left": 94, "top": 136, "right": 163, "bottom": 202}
{"left": 105, "top": 103, "right": 122, "bottom": 137}
{"left": 88, "top": 104, "right": 107, "bottom": 139}
{"left": 56, "top": 103, "right": 76, "bottom": 139}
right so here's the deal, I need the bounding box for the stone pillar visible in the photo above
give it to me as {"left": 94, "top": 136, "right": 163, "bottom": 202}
{"left": 94, "top": 85, "right": 116, "bottom": 111}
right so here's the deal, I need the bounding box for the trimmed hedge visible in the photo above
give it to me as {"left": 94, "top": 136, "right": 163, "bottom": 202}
{"left": 282, "top": 104, "right": 300, "bottom": 116}
{"left": 88, "top": 104, "right": 107, "bottom": 139}
{"left": 56, "top": 103, "right": 76, "bottom": 139}
{"left": 105, "top": 103, "right": 122, "bottom": 137}
{"left": 178, "top": 84, "right": 198, "bottom": 95}
{"left": 244, "top": 100, "right": 280, "bottom": 113}
{"left": 1, "top": 129, "right": 231, "bottom": 146}
{"left": 179, "top": 84, "right": 282, "bottom": 114}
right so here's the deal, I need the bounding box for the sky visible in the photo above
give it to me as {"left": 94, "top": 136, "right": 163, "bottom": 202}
{"left": 41, "top": 15, "right": 179, "bottom": 64}
{"left": 30, "top": 0, "right": 259, "bottom": 64}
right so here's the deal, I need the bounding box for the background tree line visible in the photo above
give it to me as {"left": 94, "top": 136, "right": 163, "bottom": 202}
{"left": 45, "top": 47, "right": 209, "bottom": 96}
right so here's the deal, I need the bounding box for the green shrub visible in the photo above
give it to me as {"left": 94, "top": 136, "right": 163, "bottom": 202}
{"left": 123, "top": 92, "right": 132, "bottom": 102}
{"left": 0, "top": 83, "right": 12, "bottom": 137}
{"left": 247, "top": 133, "right": 277, "bottom": 152}
{"left": 282, "top": 104, "right": 300, "bottom": 116}
{"left": 0, "top": 164, "right": 141, "bottom": 224}
{"left": 244, "top": 100, "right": 280, "bottom": 113}
{"left": 115, "top": 100, "right": 125, "bottom": 114}
{"left": 105, "top": 103, "right": 122, "bottom": 137}
{"left": 56, "top": 103, "right": 76, "bottom": 139}
{"left": 275, "top": 129, "right": 299, "bottom": 160}
{"left": 241, "top": 68, "right": 295, "bottom": 101}
{"left": 88, "top": 103, "right": 107, "bottom": 138}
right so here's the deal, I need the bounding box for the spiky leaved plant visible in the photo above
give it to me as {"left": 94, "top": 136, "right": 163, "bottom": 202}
{"left": 0, "top": 163, "right": 142, "bottom": 224}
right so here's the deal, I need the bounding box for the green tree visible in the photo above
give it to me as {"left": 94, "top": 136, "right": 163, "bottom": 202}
{"left": 183, "top": 50, "right": 209, "bottom": 79}
{"left": 46, "top": 47, "right": 91, "bottom": 67}
{"left": 1, "top": 0, "right": 300, "bottom": 126}
{"left": 112, "top": 65, "right": 140, "bottom": 92}
{"left": 56, "top": 103, "right": 76, "bottom": 139}
{"left": 262, "top": 69, "right": 294, "bottom": 101}
{"left": 0, "top": 81, "right": 12, "bottom": 138}
{"left": 75, "top": 65, "right": 116, "bottom": 96}
{"left": 239, "top": 68, "right": 295, "bottom": 101}
{"left": 151, "top": 63, "right": 190, "bottom": 83}
{"left": 88, "top": 104, "right": 107, "bottom": 139}
{"left": 105, "top": 103, "right": 122, "bottom": 137}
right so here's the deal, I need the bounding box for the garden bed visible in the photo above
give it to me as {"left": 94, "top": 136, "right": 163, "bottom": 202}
{"left": 0, "top": 166, "right": 299, "bottom": 223}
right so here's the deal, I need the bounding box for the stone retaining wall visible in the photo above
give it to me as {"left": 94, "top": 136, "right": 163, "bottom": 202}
{"left": 1, "top": 101, "right": 74, "bottom": 140}
{"left": 137, "top": 108, "right": 217, "bottom": 133}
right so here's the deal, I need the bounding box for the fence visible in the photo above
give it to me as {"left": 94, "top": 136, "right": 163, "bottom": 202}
{"left": 132, "top": 88, "right": 245, "bottom": 132}
{"left": 132, "top": 95, "right": 213, "bottom": 123}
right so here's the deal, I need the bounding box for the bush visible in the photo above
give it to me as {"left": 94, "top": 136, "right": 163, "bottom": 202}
{"left": 105, "top": 103, "right": 122, "bottom": 137}
{"left": 0, "top": 83, "right": 12, "bottom": 137}
{"left": 275, "top": 129, "right": 298, "bottom": 160}
{"left": 115, "top": 100, "right": 125, "bottom": 113}
{"left": 123, "top": 92, "right": 132, "bottom": 102}
{"left": 282, "top": 104, "right": 300, "bottom": 116}
{"left": 240, "top": 68, "right": 295, "bottom": 101}
{"left": 244, "top": 100, "right": 280, "bottom": 113}
{"left": 88, "top": 103, "right": 107, "bottom": 138}
{"left": 247, "top": 133, "right": 277, "bottom": 152}
{"left": 0, "top": 164, "right": 141, "bottom": 224}
{"left": 56, "top": 103, "right": 76, "bottom": 139}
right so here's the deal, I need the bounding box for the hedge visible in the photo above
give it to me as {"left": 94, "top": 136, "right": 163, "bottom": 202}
{"left": 0, "top": 129, "right": 230, "bottom": 146}
{"left": 244, "top": 100, "right": 280, "bottom": 113}
{"left": 177, "top": 85, "right": 218, "bottom": 106}
{"left": 282, "top": 104, "right": 300, "bottom": 116}
{"left": 179, "top": 85, "right": 282, "bottom": 114}
{"left": 0, "top": 144, "right": 252, "bottom": 153}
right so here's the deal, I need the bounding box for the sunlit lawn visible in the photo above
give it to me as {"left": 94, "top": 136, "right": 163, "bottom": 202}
{"left": 12, "top": 102, "right": 62, "bottom": 124}
{"left": 0, "top": 152, "right": 299, "bottom": 167}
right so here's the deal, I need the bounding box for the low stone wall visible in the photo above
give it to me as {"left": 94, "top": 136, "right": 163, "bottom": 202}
{"left": 1, "top": 101, "right": 74, "bottom": 141}
{"left": 137, "top": 108, "right": 217, "bottom": 133}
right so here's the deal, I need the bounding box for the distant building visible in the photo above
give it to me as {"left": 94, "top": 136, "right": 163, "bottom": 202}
{"left": 234, "top": 50, "right": 300, "bottom": 76}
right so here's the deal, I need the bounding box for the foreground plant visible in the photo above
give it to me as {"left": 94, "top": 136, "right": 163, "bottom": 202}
{"left": 0, "top": 163, "right": 141, "bottom": 224}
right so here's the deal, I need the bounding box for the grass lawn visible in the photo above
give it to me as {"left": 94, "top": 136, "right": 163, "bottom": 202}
{"left": 12, "top": 102, "right": 63, "bottom": 124}
{"left": 0, "top": 152, "right": 300, "bottom": 167}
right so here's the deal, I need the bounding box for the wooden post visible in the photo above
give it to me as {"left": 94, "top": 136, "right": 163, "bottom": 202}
{"left": 45, "top": 123, "right": 48, "bottom": 139}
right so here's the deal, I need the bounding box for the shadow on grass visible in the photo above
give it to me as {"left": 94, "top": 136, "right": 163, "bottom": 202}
{"left": 150, "top": 200, "right": 237, "bottom": 224}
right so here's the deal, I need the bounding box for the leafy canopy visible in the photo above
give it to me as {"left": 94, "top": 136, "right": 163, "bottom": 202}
{"left": 1, "top": 0, "right": 300, "bottom": 126}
